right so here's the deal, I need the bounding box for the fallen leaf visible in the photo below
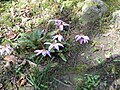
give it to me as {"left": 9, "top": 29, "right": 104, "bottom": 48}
{"left": 17, "top": 74, "right": 27, "bottom": 87}
{"left": 4, "top": 55, "right": 17, "bottom": 64}
{"left": 7, "top": 31, "right": 17, "bottom": 39}
{"left": 4, "top": 62, "right": 10, "bottom": 69}
{"left": 27, "top": 60, "right": 37, "bottom": 67}
{"left": 20, "top": 59, "right": 27, "bottom": 66}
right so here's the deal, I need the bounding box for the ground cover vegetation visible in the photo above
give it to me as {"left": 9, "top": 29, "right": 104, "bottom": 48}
{"left": 0, "top": 0, "right": 120, "bottom": 90}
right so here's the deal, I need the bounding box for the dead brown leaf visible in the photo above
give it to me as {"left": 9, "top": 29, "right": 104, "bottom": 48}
{"left": 7, "top": 31, "right": 17, "bottom": 39}
{"left": 4, "top": 62, "right": 11, "bottom": 69}
{"left": 17, "top": 74, "right": 27, "bottom": 87}
{"left": 27, "top": 60, "right": 37, "bottom": 67}
{"left": 4, "top": 55, "right": 17, "bottom": 64}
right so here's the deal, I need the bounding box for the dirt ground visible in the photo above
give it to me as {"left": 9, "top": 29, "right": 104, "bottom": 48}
{"left": 57, "top": 22, "right": 120, "bottom": 90}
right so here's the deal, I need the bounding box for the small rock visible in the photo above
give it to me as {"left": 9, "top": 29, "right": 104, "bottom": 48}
{"left": 112, "top": 10, "right": 120, "bottom": 29}
{"left": 81, "top": 0, "right": 107, "bottom": 24}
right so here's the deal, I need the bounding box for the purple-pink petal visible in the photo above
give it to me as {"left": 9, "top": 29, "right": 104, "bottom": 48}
{"left": 79, "top": 38, "right": 84, "bottom": 44}
{"left": 59, "top": 25, "right": 64, "bottom": 31}
{"left": 75, "top": 34, "right": 90, "bottom": 44}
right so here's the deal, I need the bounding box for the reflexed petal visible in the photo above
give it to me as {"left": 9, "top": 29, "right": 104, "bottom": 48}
{"left": 54, "top": 44, "right": 59, "bottom": 51}
{"left": 34, "top": 50, "right": 43, "bottom": 56}
{"left": 34, "top": 50, "right": 43, "bottom": 53}
{"left": 79, "top": 39, "right": 84, "bottom": 44}
{"left": 59, "top": 25, "right": 63, "bottom": 31}
{"left": 48, "top": 19, "right": 54, "bottom": 23}
{"left": 63, "top": 23, "right": 70, "bottom": 26}
{"left": 83, "top": 39, "right": 89, "bottom": 43}
{"left": 58, "top": 35, "right": 64, "bottom": 42}
{"left": 76, "top": 36, "right": 81, "bottom": 41}
{"left": 52, "top": 35, "right": 59, "bottom": 40}
{"left": 44, "top": 42, "right": 51, "bottom": 45}
{"left": 57, "top": 43, "right": 64, "bottom": 47}
{"left": 75, "top": 35, "right": 80, "bottom": 39}
{"left": 82, "top": 36, "right": 89, "bottom": 43}
{"left": 48, "top": 44, "right": 54, "bottom": 51}
{"left": 83, "top": 36, "right": 90, "bottom": 40}
{"left": 46, "top": 51, "right": 51, "bottom": 57}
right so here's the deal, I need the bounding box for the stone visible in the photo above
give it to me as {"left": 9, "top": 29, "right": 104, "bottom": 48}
{"left": 112, "top": 10, "right": 120, "bottom": 29}
{"left": 81, "top": 0, "right": 107, "bottom": 24}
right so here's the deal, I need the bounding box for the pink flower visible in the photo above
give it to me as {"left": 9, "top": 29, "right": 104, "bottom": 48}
{"left": 49, "top": 19, "right": 69, "bottom": 31}
{"left": 34, "top": 49, "right": 51, "bottom": 57}
{"left": 44, "top": 40, "right": 64, "bottom": 51}
{"left": 75, "top": 34, "right": 90, "bottom": 44}
{"left": 52, "top": 34, "right": 64, "bottom": 42}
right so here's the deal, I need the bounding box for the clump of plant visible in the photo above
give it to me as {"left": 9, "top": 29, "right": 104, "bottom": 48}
{"left": 14, "top": 19, "right": 90, "bottom": 62}
{"left": 77, "top": 74, "right": 100, "bottom": 90}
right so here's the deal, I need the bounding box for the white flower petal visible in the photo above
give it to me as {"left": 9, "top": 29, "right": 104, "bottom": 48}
{"left": 48, "top": 44, "right": 54, "bottom": 51}
{"left": 47, "top": 51, "right": 51, "bottom": 57}
{"left": 48, "top": 19, "right": 54, "bottom": 23}
{"left": 76, "top": 36, "right": 81, "bottom": 41}
{"left": 52, "top": 35, "right": 59, "bottom": 40}
{"left": 82, "top": 36, "right": 90, "bottom": 40}
{"left": 79, "top": 39, "right": 84, "bottom": 44}
{"left": 54, "top": 44, "right": 59, "bottom": 51}
{"left": 44, "top": 42, "right": 51, "bottom": 45}
{"left": 5, "top": 48, "right": 11, "bottom": 54}
{"left": 59, "top": 25, "right": 64, "bottom": 31}
{"left": 58, "top": 35, "right": 64, "bottom": 42}
{"left": 34, "top": 50, "right": 43, "bottom": 56}
{"left": 57, "top": 43, "right": 64, "bottom": 47}
{"left": 34, "top": 50, "right": 43, "bottom": 53}
{"left": 42, "top": 51, "right": 47, "bottom": 57}
{"left": 75, "top": 35, "right": 80, "bottom": 39}
{"left": 63, "top": 23, "right": 70, "bottom": 26}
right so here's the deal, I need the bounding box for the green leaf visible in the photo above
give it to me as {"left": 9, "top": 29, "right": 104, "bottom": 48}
{"left": 113, "top": 59, "right": 120, "bottom": 62}
{"left": 30, "top": 29, "right": 44, "bottom": 41}
{"left": 58, "top": 53, "right": 67, "bottom": 62}
{"left": 46, "top": 30, "right": 59, "bottom": 37}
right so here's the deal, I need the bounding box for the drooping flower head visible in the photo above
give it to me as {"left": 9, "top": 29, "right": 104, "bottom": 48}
{"left": 34, "top": 49, "right": 51, "bottom": 57}
{"left": 0, "top": 44, "right": 13, "bottom": 56}
{"left": 49, "top": 19, "right": 69, "bottom": 31}
{"left": 52, "top": 34, "right": 64, "bottom": 42}
{"left": 75, "top": 34, "right": 90, "bottom": 44}
{"left": 44, "top": 40, "right": 64, "bottom": 51}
